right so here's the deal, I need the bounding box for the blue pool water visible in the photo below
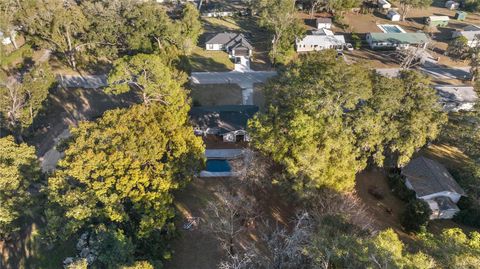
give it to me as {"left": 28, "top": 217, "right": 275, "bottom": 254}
{"left": 206, "top": 160, "right": 231, "bottom": 172}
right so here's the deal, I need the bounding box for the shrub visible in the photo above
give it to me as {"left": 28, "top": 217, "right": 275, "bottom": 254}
{"left": 454, "top": 208, "right": 480, "bottom": 228}
{"left": 351, "top": 33, "right": 361, "bottom": 49}
{"left": 387, "top": 172, "right": 416, "bottom": 202}
{"left": 401, "top": 199, "right": 432, "bottom": 232}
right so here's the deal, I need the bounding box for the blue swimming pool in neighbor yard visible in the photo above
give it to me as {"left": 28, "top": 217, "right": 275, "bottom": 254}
{"left": 381, "top": 25, "right": 403, "bottom": 33}
{"left": 206, "top": 160, "right": 232, "bottom": 172}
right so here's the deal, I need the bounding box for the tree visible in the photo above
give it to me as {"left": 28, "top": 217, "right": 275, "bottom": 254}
{"left": 106, "top": 54, "right": 187, "bottom": 105}
{"left": 177, "top": 3, "right": 203, "bottom": 55}
{"left": 17, "top": 0, "right": 89, "bottom": 69}
{"left": 90, "top": 225, "right": 135, "bottom": 268}
{"left": 257, "top": 0, "right": 306, "bottom": 65}
{"left": 121, "top": 261, "right": 155, "bottom": 269}
{"left": 0, "top": 0, "right": 20, "bottom": 49}
{"left": 401, "top": 199, "right": 431, "bottom": 232}
{"left": 446, "top": 36, "right": 470, "bottom": 61}
{"left": 0, "top": 136, "right": 40, "bottom": 239}
{"left": 352, "top": 71, "right": 446, "bottom": 167}
{"left": 47, "top": 104, "right": 204, "bottom": 253}
{"left": 399, "top": 0, "right": 432, "bottom": 21}
{"left": 0, "top": 62, "right": 55, "bottom": 139}
{"left": 469, "top": 35, "right": 480, "bottom": 82}
{"left": 249, "top": 51, "right": 372, "bottom": 192}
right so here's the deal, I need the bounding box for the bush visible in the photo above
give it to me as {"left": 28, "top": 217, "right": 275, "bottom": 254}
{"left": 387, "top": 172, "right": 416, "bottom": 202}
{"left": 401, "top": 199, "right": 431, "bottom": 232}
{"left": 454, "top": 208, "right": 480, "bottom": 228}
{"left": 351, "top": 33, "right": 361, "bottom": 49}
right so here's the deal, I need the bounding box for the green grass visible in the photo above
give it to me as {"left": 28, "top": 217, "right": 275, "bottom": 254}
{"left": 0, "top": 44, "right": 33, "bottom": 68}
{"left": 188, "top": 46, "right": 234, "bottom": 72}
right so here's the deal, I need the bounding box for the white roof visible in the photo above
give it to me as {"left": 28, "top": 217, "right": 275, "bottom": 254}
{"left": 434, "top": 85, "right": 478, "bottom": 103}
{"left": 296, "top": 34, "right": 345, "bottom": 46}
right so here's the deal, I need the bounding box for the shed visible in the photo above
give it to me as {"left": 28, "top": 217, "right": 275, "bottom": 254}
{"left": 378, "top": 0, "right": 391, "bottom": 9}
{"left": 387, "top": 10, "right": 401, "bottom": 22}
{"left": 455, "top": 11, "right": 467, "bottom": 21}
{"left": 445, "top": 1, "right": 459, "bottom": 10}
{"left": 425, "top": 16, "right": 449, "bottom": 27}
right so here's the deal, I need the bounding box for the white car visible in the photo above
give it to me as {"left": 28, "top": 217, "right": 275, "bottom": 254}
{"left": 345, "top": 43, "right": 354, "bottom": 51}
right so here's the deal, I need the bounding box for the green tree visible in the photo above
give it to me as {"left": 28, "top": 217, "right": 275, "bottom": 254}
{"left": 121, "top": 261, "right": 155, "bottom": 269}
{"left": 447, "top": 36, "right": 470, "bottom": 61}
{"left": 47, "top": 103, "right": 204, "bottom": 251}
{"left": 90, "top": 225, "right": 135, "bottom": 269}
{"left": 0, "top": 0, "right": 20, "bottom": 49}
{"left": 106, "top": 54, "right": 188, "bottom": 105}
{"left": 0, "top": 62, "right": 55, "bottom": 139}
{"left": 0, "top": 136, "right": 40, "bottom": 239}
{"left": 17, "top": 0, "right": 89, "bottom": 69}
{"left": 399, "top": 0, "right": 432, "bottom": 21}
{"left": 177, "top": 3, "right": 203, "bottom": 55}
{"left": 249, "top": 51, "right": 372, "bottom": 192}
{"left": 401, "top": 199, "right": 431, "bottom": 232}
{"left": 257, "top": 0, "right": 306, "bottom": 65}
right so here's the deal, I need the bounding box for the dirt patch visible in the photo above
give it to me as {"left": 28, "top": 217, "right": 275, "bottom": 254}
{"left": 190, "top": 84, "right": 243, "bottom": 106}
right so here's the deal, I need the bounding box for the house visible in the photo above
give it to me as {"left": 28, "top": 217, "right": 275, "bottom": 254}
{"left": 402, "top": 157, "right": 466, "bottom": 219}
{"left": 189, "top": 105, "right": 258, "bottom": 143}
{"left": 387, "top": 10, "right": 401, "bottom": 22}
{"left": 434, "top": 85, "right": 478, "bottom": 112}
{"left": 316, "top": 17, "right": 332, "bottom": 29}
{"left": 452, "top": 25, "right": 480, "bottom": 47}
{"left": 296, "top": 29, "right": 345, "bottom": 52}
{"left": 366, "top": 32, "right": 429, "bottom": 49}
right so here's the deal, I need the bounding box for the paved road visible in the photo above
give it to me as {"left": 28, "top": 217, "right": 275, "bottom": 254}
{"left": 376, "top": 66, "right": 471, "bottom": 80}
{"left": 190, "top": 71, "right": 277, "bottom": 105}
{"left": 58, "top": 74, "right": 108, "bottom": 88}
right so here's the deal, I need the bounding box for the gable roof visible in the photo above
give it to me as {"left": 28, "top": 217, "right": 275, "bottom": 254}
{"left": 205, "top": 33, "right": 253, "bottom": 50}
{"left": 402, "top": 157, "right": 465, "bottom": 197}
{"left": 316, "top": 17, "right": 332, "bottom": 24}
{"left": 434, "top": 85, "right": 478, "bottom": 104}
{"left": 368, "top": 32, "right": 430, "bottom": 44}
{"left": 296, "top": 34, "right": 345, "bottom": 47}
{"left": 189, "top": 105, "right": 258, "bottom": 134}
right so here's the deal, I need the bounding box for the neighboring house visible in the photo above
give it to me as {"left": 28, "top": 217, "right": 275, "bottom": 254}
{"left": 205, "top": 32, "right": 253, "bottom": 70}
{"left": 316, "top": 17, "right": 332, "bottom": 29}
{"left": 366, "top": 32, "right": 429, "bottom": 49}
{"left": 296, "top": 29, "right": 345, "bottom": 52}
{"left": 452, "top": 25, "right": 480, "bottom": 47}
{"left": 434, "top": 85, "right": 478, "bottom": 112}
{"left": 402, "top": 157, "right": 466, "bottom": 219}
{"left": 190, "top": 105, "right": 258, "bottom": 143}
{"left": 378, "top": 0, "right": 392, "bottom": 9}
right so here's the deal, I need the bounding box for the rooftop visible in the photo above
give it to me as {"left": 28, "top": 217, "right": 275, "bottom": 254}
{"left": 189, "top": 105, "right": 259, "bottom": 134}
{"left": 402, "top": 157, "right": 466, "bottom": 197}
{"left": 205, "top": 32, "right": 253, "bottom": 50}
{"left": 368, "top": 32, "right": 430, "bottom": 44}
{"left": 434, "top": 85, "right": 478, "bottom": 103}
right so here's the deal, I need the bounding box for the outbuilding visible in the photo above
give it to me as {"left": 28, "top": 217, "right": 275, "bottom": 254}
{"left": 316, "top": 17, "right": 332, "bottom": 29}
{"left": 387, "top": 10, "right": 401, "bottom": 22}
{"left": 425, "top": 16, "right": 449, "bottom": 27}
{"left": 402, "top": 157, "right": 466, "bottom": 219}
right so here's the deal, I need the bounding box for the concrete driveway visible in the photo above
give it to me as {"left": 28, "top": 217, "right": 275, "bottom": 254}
{"left": 376, "top": 66, "right": 471, "bottom": 80}
{"left": 190, "top": 71, "right": 277, "bottom": 105}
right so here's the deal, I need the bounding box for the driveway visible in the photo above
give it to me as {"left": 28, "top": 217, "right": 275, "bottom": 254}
{"left": 190, "top": 71, "right": 277, "bottom": 105}
{"left": 376, "top": 66, "right": 471, "bottom": 80}
{"left": 58, "top": 74, "right": 108, "bottom": 88}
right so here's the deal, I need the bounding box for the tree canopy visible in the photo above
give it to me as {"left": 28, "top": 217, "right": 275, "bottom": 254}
{"left": 0, "top": 136, "right": 40, "bottom": 239}
{"left": 249, "top": 51, "right": 446, "bottom": 193}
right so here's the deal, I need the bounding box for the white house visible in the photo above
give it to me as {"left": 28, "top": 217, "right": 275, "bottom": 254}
{"left": 296, "top": 29, "right": 345, "bottom": 52}
{"left": 402, "top": 157, "right": 466, "bottom": 219}
{"left": 452, "top": 25, "right": 480, "bottom": 48}
{"left": 434, "top": 85, "right": 478, "bottom": 112}
{"left": 387, "top": 10, "right": 401, "bottom": 22}
{"left": 316, "top": 17, "right": 332, "bottom": 29}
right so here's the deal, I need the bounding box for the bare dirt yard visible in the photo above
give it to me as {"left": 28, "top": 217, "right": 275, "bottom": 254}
{"left": 190, "top": 83, "right": 244, "bottom": 106}
{"left": 166, "top": 174, "right": 298, "bottom": 269}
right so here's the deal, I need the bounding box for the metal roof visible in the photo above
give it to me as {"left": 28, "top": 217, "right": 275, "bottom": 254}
{"left": 402, "top": 157, "right": 465, "bottom": 197}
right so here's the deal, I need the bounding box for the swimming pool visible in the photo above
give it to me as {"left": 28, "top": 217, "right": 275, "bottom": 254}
{"left": 378, "top": 24, "right": 406, "bottom": 33}
{"left": 206, "top": 160, "right": 232, "bottom": 172}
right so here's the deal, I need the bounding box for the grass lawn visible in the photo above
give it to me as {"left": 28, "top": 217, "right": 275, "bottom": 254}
{"left": 189, "top": 46, "right": 234, "bottom": 72}
{"left": 190, "top": 83, "right": 243, "bottom": 106}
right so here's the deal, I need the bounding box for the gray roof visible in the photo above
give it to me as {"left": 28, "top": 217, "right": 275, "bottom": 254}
{"left": 206, "top": 33, "right": 253, "bottom": 50}
{"left": 402, "top": 157, "right": 465, "bottom": 197}
{"left": 316, "top": 17, "right": 332, "bottom": 24}
{"left": 368, "top": 32, "right": 430, "bottom": 44}
{"left": 434, "top": 85, "right": 478, "bottom": 103}
{"left": 189, "top": 105, "right": 258, "bottom": 134}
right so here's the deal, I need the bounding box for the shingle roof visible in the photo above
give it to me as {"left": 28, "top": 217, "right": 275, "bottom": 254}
{"left": 189, "top": 105, "right": 258, "bottom": 134}
{"left": 206, "top": 33, "right": 253, "bottom": 50}
{"left": 402, "top": 157, "right": 465, "bottom": 197}
{"left": 368, "top": 32, "right": 430, "bottom": 44}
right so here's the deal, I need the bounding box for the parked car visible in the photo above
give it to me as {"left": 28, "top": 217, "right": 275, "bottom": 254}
{"left": 345, "top": 43, "right": 354, "bottom": 51}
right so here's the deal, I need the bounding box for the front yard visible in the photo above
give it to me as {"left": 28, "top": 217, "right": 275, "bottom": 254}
{"left": 190, "top": 83, "right": 243, "bottom": 106}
